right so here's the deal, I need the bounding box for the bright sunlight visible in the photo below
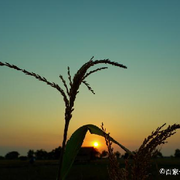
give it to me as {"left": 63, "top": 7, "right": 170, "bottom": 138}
{"left": 93, "top": 141, "right": 99, "bottom": 148}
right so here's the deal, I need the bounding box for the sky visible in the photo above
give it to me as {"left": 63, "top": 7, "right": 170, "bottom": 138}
{"left": 0, "top": 0, "right": 180, "bottom": 157}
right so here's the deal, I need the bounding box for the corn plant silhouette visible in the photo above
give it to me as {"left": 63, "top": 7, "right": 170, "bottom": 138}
{"left": 102, "top": 123, "right": 180, "bottom": 180}
{"left": 0, "top": 57, "right": 128, "bottom": 180}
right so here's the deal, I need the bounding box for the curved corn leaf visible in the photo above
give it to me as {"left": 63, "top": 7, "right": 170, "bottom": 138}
{"left": 60, "top": 124, "right": 132, "bottom": 180}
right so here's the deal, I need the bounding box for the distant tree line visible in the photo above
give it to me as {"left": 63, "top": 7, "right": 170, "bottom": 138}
{"left": 0, "top": 146, "right": 99, "bottom": 161}
{"left": 0, "top": 147, "right": 62, "bottom": 160}
{"left": 0, "top": 148, "right": 180, "bottom": 160}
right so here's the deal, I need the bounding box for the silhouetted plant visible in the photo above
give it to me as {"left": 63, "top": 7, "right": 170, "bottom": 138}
{"left": 5, "top": 151, "right": 19, "bottom": 160}
{"left": 35, "top": 149, "right": 48, "bottom": 160}
{"left": 27, "top": 149, "right": 35, "bottom": 159}
{"left": 152, "top": 149, "right": 163, "bottom": 158}
{"left": 19, "top": 156, "right": 28, "bottom": 161}
{"left": 114, "top": 151, "right": 121, "bottom": 159}
{"left": 174, "top": 149, "right": 180, "bottom": 158}
{"left": 102, "top": 123, "right": 127, "bottom": 180}
{"left": 101, "top": 150, "right": 108, "bottom": 158}
{"left": 0, "top": 156, "right": 5, "bottom": 160}
{"left": 0, "top": 57, "right": 128, "bottom": 180}
{"left": 102, "top": 123, "right": 180, "bottom": 180}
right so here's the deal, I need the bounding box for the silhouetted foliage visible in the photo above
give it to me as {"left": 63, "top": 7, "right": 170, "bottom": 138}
{"left": 122, "top": 152, "right": 134, "bottom": 159}
{"left": 35, "top": 149, "right": 48, "bottom": 160}
{"left": 114, "top": 151, "right": 121, "bottom": 159}
{"left": 76, "top": 147, "right": 100, "bottom": 162}
{"left": 47, "top": 151, "right": 55, "bottom": 160}
{"left": 101, "top": 150, "right": 108, "bottom": 158}
{"left": 174, "top": 149, "right": 180, "bottom": 158}
{"left": 0, "top": 156, "right": 5, "bottom": 160}
{"left": 5, "top": 151, "right": 19, "bottom": 160}
{"left": 27, "top": 149, "right": 34, "bottom": 159}
{"left": 49, "top": 146, "right": 62, "bottom": 160}
{"left": 91, "top": 147, "right": 100, "bottom": 159}
{"left": 152, "top": 149, "right": 163, "bottom": 158}
{"left": 26, "top": 147, "right": 62, "bottom": 160}
{"left": 19, "top": 156, "right": 28, "bottom": 161}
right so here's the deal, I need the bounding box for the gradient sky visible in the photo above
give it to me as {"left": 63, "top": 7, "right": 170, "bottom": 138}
{"left": 0, "top": 0, "right": 180, "bottom": 157}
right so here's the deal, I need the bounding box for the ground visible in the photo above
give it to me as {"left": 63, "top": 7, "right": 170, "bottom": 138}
{"left": 0, "top": 158, "right": 180, "bottom": 180}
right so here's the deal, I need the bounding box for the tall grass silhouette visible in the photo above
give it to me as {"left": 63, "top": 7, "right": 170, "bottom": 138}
{"left": 0, "top": 57, "right": 128, "bottom": 180}
{"left": 102, "top": 123, "right": 180, "bottom": 180}
{"left": 2, "top": 58, "right": 178, "bottom": 180}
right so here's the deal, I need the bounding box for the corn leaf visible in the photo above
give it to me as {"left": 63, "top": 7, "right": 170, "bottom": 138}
{"left": 60, "top": 124, "right": 131, "bottom": 180}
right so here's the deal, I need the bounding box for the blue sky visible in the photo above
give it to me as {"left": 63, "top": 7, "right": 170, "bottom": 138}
{"left": 0, "top": 0, "right": 180, "bottom": 156}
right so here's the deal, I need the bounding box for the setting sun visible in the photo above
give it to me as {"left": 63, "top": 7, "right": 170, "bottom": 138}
{"left": 93, "top": 141, "right": 99, "bottom": 148}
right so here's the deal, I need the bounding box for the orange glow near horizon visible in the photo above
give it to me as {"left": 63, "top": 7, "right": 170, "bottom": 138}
{"left": 93, "top": 141, "right": 99, "bottom": 148}
{"left": 81, "top": 133, "right": 107, "bottom": 152}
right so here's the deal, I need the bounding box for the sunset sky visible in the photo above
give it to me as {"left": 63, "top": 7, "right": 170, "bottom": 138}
{"left": 0, "top": 0, "right": 180, "bottom": 157}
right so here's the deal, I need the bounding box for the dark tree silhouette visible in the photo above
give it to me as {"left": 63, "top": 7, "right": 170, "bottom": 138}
{"left": 91, "top": 147, "right": 100, "bottom": 159}
{"left": 27, "top": 147, "right": 61, "bottom": 160}
{"left": 35, "top": 149, "right": 48, "bottom": 160}
{"left": 50, "top": 147, "right": 62, "bottom": 159}
{"left": 0, "top": 156, "right": 5, "bottom": 160}
{"left": 101, "top": 150, "right": 108, "bottom": 158}
{"left": 174, "top": 149, "right": 180, "bottom": 158}
{"left": 27, "top": 149, "right": 34, "bottom": 159}
{"left": 19, "top": 156, "right": 28, "bottom": 161}
{"left": 76, "top": 147, "right": 100, "bottom": 162}
{"left": 122, "top": 151, "right": 134, "bottom": 159}
{"left": 152, "top": 149, "right": 163, "bottom": 158}
{"left": 114, "top": 151, "right": 121, "bottom": 159}
{"left": 47, "top": 151, "right": 55, "bottom": 160}
{"left": 5, "top": 151, "right": 19, "bottom": 160}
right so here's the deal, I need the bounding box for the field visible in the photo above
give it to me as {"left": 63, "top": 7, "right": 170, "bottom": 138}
{"left": 0, "top": 158, "right": 180, "bottom": 180}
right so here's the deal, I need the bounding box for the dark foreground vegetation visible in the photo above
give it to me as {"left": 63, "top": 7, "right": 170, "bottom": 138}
{"left": 0, "top": 158, "right": 180, "bottom": 180}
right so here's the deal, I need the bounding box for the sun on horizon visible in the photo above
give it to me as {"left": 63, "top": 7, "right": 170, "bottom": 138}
{"left": 93, "top": 141, "right": 99, "bottom": 148}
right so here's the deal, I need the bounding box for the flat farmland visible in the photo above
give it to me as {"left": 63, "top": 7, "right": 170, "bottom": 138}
{"left": 0, "top": 158, "right": 180, "bottom": 180}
